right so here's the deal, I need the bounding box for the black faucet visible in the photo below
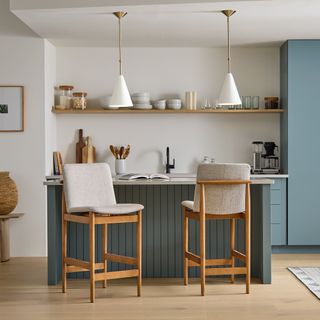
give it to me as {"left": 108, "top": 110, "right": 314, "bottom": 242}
{"left": 166, "top": 146, "right": 175, "bottom": 174}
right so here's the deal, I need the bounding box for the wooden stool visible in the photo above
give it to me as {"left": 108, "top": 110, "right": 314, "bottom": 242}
{"left": 182, "top": 163, "right": 251, "bottom": 296}
{"left": 0, "top": 213, "right": 24, "bottom": 262}
{"left": 62, "top": 163, "right": 143, "bottom": 303}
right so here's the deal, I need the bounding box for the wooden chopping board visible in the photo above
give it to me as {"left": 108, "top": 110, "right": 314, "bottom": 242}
{"left": 82, "top": 136, "right": 96, "bottom": 163}
{"left": 76, "top": 129, "right": 85, "bottom": 163}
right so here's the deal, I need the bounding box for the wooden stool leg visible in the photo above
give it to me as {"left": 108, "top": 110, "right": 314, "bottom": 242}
{"left": 245, "top": 184, "right": 251, "bottom": 294}
{"left": 230, "top": 218, "right": 235, "bottom": 283}
{"left": 183, "top": 209, "right": 189, "bottom": 286}
{"left": 0, "top": 220, "right": 1, "bottom": 262}
{"left": 200, "top": 184, "right": 206, "bottom": 296}
{"left": 136, "top": 210, "right": 142, "bottom": 297}
{"left": 102, "top": 224, "right": 107, "bottom": 288}
{"left": 200, "top": 215, "right": 206, "bottom": 296}
{"left": 89, "top": 212, "right": 96, "bottom": 303}
{"left": 0, "top": 219, "right": 10, "bottom": 262}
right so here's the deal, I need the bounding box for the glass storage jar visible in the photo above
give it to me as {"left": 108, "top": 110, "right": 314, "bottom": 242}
{"left": 59, "top": 85, "right": 74, "bottom": 109}
{"left": 264, "top": 96, "right": 279, "bottom": 109}
{"left": 73, "top": 92, "right": 87, "bottom": 110}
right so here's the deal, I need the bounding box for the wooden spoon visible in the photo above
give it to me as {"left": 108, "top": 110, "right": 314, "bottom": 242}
{"left": 109, "top": 145, "right": 116, "bottom": 158}
{"left": 119, "top": 146, "right": 125, "bottom": 159}
{"left": 114, "top": 146, "right": 119, "bottom": 159}
{"left": 123, "top": 145, "right": 130, "bottom": 159}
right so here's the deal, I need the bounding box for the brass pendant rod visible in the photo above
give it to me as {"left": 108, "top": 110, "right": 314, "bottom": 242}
{"left": 113, "top": 12, "right": 127, "bottom": 75}
{"left": 227, "top": 15, "right": 231, "bottom": 73}
{"left": 222, "top": 10, "right": 236, "bottom": 73}
{"left": 118, "top": 16, "right": 122, "bottom": 75}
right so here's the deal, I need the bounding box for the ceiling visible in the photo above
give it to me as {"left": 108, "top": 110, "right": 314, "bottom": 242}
{"left": 10, "top": 0, "right": 320, "bottom": 47}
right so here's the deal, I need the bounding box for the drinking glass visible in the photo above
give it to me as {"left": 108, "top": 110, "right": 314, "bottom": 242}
{"left": 201, "top": 98, "right": 211, "bottom": 110}
{"left": 242, "top": 96, "right": 251, "bottom": 109}
{"left": 251, "top": 96, "right": 260, "bottom": 109}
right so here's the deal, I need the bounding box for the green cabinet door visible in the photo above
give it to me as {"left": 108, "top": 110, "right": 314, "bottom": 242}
{"left": 281, "top": 40, "right": 320, "bottom": 245}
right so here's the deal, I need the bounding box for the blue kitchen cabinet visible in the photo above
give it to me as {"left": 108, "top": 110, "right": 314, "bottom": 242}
{"left": 281, "top": 40, "right": 320, "bottom": 245}
{"left": 271, "top": 179, "right": 287, "bottom": 246}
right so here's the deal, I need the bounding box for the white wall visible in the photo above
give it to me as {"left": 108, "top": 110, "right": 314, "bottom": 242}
{"left": 44, "top": 40, "right": 57, "bottom": 173}
{"left": 56, "top": 47, "right": 280, "bottom": 173}
{"left": 0, "top": 1, "right": 47, "bottom": 256}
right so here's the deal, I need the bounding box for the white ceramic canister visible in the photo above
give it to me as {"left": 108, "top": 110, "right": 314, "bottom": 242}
{"left": 115, "top": 159, "right": 126, "bottom": 175}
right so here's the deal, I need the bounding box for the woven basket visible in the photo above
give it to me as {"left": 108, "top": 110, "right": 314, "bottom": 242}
{"left": 0, "top": 172, "right": 18, "bottom": 215}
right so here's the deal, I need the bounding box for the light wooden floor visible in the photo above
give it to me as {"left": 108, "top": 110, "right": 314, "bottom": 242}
{"left": 0, "top": 254, "right": 319, "bottom": 320}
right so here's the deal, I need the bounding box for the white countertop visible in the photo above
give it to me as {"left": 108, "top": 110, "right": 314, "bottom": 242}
{"left": 112, "top": 177, "right": 274, "bottom": 185}
{"left": 44, "top": 173, "right": 283, "bottom": 186}
{"left": 251, "top": 174, "right": 289, "bottom": 179}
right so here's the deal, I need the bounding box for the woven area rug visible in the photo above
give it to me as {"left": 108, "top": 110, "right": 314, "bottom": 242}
{"left": 288, "top": 267, "right": 320, "bottom": 299}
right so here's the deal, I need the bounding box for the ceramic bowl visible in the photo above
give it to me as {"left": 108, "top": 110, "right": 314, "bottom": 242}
{"left": 131, "top": 92, "right": 150, "bottom": 98}
{"left": 167, "top": 99, "right": 181, "bottom": 104}
{"left": 132, "top": 97, "right": 150, "bottom": 104}
{"left": 153, "top": 100, "right": 166, "bottom": 109}
{"left": 167, "top": 99, "right": 182, "bottom": 109}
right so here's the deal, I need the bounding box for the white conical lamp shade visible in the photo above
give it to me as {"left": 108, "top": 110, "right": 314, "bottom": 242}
{"left": 109, "top": 75, "right": 133, "bottom": 108}
{"left": 218, "top": 72, "right": 242, "bottom": 105}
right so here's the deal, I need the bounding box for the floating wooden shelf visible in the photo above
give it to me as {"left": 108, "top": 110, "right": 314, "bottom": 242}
{"left": 52, "top": 107, "right": 284, "bottom": 114}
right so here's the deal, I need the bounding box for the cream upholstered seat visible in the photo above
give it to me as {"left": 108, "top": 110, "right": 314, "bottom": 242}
{"left": 182, "top": 163, "right": 249, "bottom": 214}
{"left": 67, "top": 204, "right": 144, "bottom": 215}
{"left": 62, "top": 163, "right": 143, "bottom": 303}
{"left": 182, "top": 163, "right": 251, "bottom": 296}
{"left": 63, "top": 163, "right": 144, "bottom": 214}
{"left": 181, "top": 200, "right": 194, "bottom": 211}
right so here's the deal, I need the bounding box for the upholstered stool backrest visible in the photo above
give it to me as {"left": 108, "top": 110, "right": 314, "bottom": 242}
{"left": 63, "top": 163, "right": 116, "bottom": 213}
{"left": 193, "top": 163, "right": 250, "bottom": 214}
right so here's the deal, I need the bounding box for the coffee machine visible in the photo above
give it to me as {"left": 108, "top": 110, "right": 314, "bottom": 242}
{"left": 252, "top": 141, "right": 264, "bottom": 173}
{"left": 262, "top": 142, "right": 280, "bottom": 173}
{"left": 252, "top": 141, "right": 280, "bottom": 174}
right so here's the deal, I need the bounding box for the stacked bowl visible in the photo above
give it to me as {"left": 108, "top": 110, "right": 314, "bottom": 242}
{"left": 166, "top": 99, "right": 182, "bottom": 110}
{"left": 131, "top": 93, "right": 152, "bottom": 109}
{"left": 153, "top": 100, "right": 166, "bottom": 110}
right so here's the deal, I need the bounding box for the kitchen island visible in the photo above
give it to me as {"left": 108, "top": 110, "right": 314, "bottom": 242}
{"left": 45, "top": 176, "right": 274, "bottom": 285}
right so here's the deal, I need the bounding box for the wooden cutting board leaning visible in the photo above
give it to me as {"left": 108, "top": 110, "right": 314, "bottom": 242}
{"left": 75, "top": 129, "right": 96, "bottom": 163}
{"left": 82, "top": 136, "right": 96, "bottom": 163}
{"left": 76, "top": 129, "right": 85, "bottom": 163}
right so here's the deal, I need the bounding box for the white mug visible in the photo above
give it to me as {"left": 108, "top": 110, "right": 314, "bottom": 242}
{"left": 115, "top": 159, "right": 126, "bottom": 175}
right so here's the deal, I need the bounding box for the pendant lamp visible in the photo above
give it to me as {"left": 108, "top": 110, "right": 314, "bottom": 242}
{"left": 109, "top": 11, "right": 133, "bottom": 108}
{"left": 218, "top": 10, "right": 241, "bottom": 106}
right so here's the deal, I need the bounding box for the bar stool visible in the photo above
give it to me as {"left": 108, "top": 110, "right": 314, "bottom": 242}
{"left": 62, "top": 163, "right": 143, "bottom": 303}
{"left": 182, "top": 163, "right": 251, "bottom": 296}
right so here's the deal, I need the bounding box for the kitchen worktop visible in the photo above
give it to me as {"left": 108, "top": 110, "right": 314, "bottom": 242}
{"left": 112, "top": 177, "right": 274, "bottom": 185}
{"left": 44, "top": 173, "right": 288, "bottom": 186}
{"left": 251, "top": 174, "right": 289, "bottom": 179}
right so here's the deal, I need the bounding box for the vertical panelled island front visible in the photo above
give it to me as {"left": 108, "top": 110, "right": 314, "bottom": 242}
{"left": 44, "top": 176, "right": 274, "bottom": 285}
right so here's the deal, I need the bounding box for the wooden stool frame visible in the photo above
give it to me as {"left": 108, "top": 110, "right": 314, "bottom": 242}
{"left": 183, "top": 180, "right": 251, "bottom": 296}
{"left": 61, "top": 193, "right": 142, "bottom": 303}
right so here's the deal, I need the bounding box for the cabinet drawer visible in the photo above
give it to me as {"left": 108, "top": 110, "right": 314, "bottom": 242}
{"left": 271, "top": 223, "right": 282, "bottom": 245}
{"left": 271, "top": 204, "right": 281, "bottom": 224}
{"left": 271, "top": 190, "right": 282, "bottom": 205}
{"left": 271, "top": 179, "right": 282, "bottom": 190}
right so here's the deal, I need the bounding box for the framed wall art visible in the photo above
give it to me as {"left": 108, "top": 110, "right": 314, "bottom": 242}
{"left": 0, "top": 86, "right": 24, "bottom": 132}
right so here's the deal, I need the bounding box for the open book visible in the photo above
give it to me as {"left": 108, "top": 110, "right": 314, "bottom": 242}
{"left": 118, "top": 173, "right": 170, "bottom": 181}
